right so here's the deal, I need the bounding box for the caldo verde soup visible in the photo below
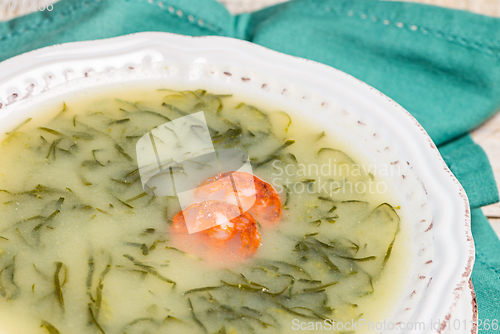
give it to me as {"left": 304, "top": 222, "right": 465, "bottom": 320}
{"left": 0, "top": 88, "right": 407, "bottom": 334}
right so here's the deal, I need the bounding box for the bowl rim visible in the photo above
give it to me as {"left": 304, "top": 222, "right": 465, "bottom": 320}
{"left": 0, "top": 31, "right": 473, "bottom": 334}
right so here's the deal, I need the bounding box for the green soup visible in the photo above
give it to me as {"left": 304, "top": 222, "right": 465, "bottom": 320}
{"left": 0, "top": 88, "right": 408, "bottom": 334}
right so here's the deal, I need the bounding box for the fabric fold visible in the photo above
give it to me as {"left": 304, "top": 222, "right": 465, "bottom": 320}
{"left": 471, "top": 208, "right": 500, "bottom": 321}
{"left": 440, "top": 135, "right": 499, "bottom": 208}
{"left": 0, "top": 0, "right": 235, "bottom": 62}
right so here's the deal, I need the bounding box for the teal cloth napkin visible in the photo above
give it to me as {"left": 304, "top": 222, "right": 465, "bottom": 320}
{"left": 1, "top": 0, "right": 499, "bottom": 329}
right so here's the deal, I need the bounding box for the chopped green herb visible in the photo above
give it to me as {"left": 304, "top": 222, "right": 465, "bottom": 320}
{"left": 125, "top": 187, "right": 156, "bottom": 202}
{"left": 108, "top": 118, "right": 130, "bottom": 125}
{"left": 53, "top": 262, "right": 65, "bottom": 309}
{"left": 279, "top": 111, "right": 292, "bottom": 132}
{"left": 47, "top": 138, "right": 63, "bottom": 159}
{"left": 33, "top": 210, "right": 60, "bottom": 232}
{"left": 95, "top": 261, "right": 112, "bottom": 318}
{"left": 183, "top": 286, "right": 220, "bottom": 295}
{"left": 6, "top": 118, "right": 32, "bottom": 135}
{"left": 40, "top": 127, "right": 65, "bottom": 137}
{"left": 114, "top": 144, "right": 132, "bottom": 161}
{"left": 290, "top": 306, "right": 331, "bottom": 320}
{"left": 72, "top": 132, "right": 94, "bottom": 141}
{"left": 41, "top": 320, "right": 61, "bottom": 334}
{"left": 81, "top": 175, "right": 93, "bottom": 186}
{"left": 302, "top": 281, "right": 338, "bottom": 293}
{"left": 138, "top": 110, "right": 171, "bottom": 121}
{"left": 188, "top": 298, "right": 207, "bottom": 334}
{"left": 88, "top": 303, "right": 106, "bottom": 334}
{"left": 123, "top": 254, "right": 175, "bottom": 286}
{"left": 164, "top": 315, "right": 185, "bottom": 323}
{"left": 107, "top": 190, "right": 133, "bottom": 209}
{"left": 92, "top": 150, "right": 105, "bottom": 166}
{"left": 254, "top": 140, "right": 295, "bottom": 168}
{"left": 283, "top": 185, "right": 291, "bottom": 209}
{"left": 86, "top": 254, "right": 95, "bottom": 302}
{"left": 316, "top": 131, "right": 326, "bottom": 141}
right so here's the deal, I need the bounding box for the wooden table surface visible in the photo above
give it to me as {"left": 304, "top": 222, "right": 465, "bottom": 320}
{"left": 1, "top": 0, "right": 499, "bottom": 235}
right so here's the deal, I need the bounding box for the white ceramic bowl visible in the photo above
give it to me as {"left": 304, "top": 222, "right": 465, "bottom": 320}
{"left": 0, "top": 32, "right": 473, "bottom": 334}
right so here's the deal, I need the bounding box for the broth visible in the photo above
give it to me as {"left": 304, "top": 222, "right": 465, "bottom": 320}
{"left": 0, "top": 88, "right": 408, "bottom": 334}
